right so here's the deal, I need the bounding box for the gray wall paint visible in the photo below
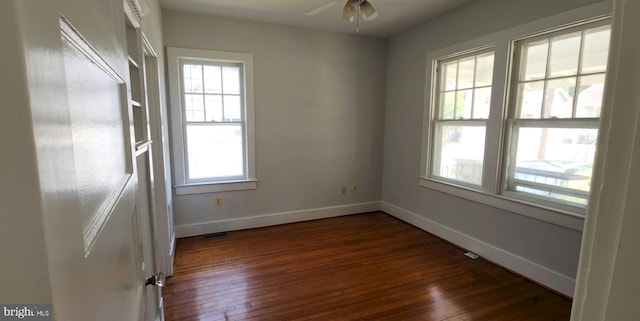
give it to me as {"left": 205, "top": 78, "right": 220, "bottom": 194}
{"left": 162, "top": 10, "right": 388, "bottom": 226}
{"left": 383, "top": 0, "right": 606, "bottom": 279}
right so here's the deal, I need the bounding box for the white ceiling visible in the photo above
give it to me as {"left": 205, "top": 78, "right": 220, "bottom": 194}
{"left": 159, "top": 0, "right": 475, "bottom": 38}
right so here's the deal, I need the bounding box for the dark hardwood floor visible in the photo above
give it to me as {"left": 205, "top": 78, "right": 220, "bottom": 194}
{"left": 163, "top": 212, "right": 572, "bottom": 320}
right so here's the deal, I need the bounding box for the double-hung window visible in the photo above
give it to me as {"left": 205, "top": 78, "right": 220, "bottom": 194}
{"left": 168, "top": 48, "right": 256, "bottom": 194}
{"left": 421, "top": 6, "right": 612, "bottom": 222}
{"left": 504, "top": 22, "right": 611, "bottom": 209}
{"left": 430, "top": 49, "right": 495, "bottom": 187}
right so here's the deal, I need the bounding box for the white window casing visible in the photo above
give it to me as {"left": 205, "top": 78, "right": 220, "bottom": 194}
{"left": 419, "top": 2, "right": 612, "bottom": 230}
{"left": 167, "top": 47, "right": 257, "bottom": 195}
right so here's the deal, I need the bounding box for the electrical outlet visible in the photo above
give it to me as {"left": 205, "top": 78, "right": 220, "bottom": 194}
{"left": 341, "top": 186, "right": 347, "bottom": 195}
{"left": 352, "top": 184, "right": 358, "bottom": 192}
{"left": 215, "top": 197, "right": 223, "bottom": 207}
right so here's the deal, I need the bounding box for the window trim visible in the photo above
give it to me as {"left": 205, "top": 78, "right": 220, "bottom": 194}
{"left": 167, "top": 47, "right": 257, "bottom": 194}
{"left": 419, "top": 2, "right": 612, "bottom": 230}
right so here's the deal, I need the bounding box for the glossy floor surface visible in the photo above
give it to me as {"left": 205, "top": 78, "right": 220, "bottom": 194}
{"left": 163, "top": 212, "right": 572, "bottom": 320}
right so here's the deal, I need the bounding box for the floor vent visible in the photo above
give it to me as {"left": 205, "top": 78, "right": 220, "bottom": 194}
{"left": 464, "top": 252, "right": 480, "bottom": 260}
{"left": 203, "top": 232, "right": 228, "bottom": 240}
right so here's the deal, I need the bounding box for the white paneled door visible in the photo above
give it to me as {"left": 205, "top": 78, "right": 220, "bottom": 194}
{"left": 8, "top": 0, "right": 163, "bottom": 320}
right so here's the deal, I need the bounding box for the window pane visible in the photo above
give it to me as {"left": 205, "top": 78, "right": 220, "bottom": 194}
{"left": 223, "top": 66, "right": 241, "bottom": 95}
{"left": 456, "top": 90, "right": 473, "bottom": 119}
{"left": 203, "top": 66, "right": 222, "bottom": 94}
{"left": 517, "top": 81, "right": 545, "bottom": 118}
{"left": 184, "top": 94, "right": 204, "bottom": 122}
{"left": 223, "top": 95, "right": 242, "bottom": 121}
{"left": 183, "top": 64, "right": 203, "bottom": 93}
{"left": 475, "top": 53, "right": 494, "bottom": 87}
{"left": 435, "top": 125, "right": 486, "bottom": 185}
{"left": 473, "top": 87, "right": 491, "bottom": 119}
{"left": 442, "top": 61, "right": 457, "bottom": 91}
{"left": 548, "top": 32, "right": 581, "bottom": 78}
{"left": 510, "top": 127, "right": 597, "bottom": 206}
{"left": 205, "top": 95, "right": 223, "bottom": 122}
{"left": 521, "top": 40, "right": 548, "bottom": 81}
{"left": 440, "top": 92, "right": 456, "bottom": 119}
{"left": 186, "top": 124, "right": 244, "bottom": 180}
{"left": 581, "top": 26, "right": 611, "bottom": 74}
{"left": 544, "top": 77, "right": 576, "bottom": 118}
{"left": 576, "top": 74, "right": 605, "bottom": 118}
{"left": 457, "top": 57, "right": 475, "bottom": 90}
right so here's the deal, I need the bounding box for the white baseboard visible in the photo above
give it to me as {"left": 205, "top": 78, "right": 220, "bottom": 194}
{"left": 175, "top": 201, "right": 382, "bottom": 238}
{"left": 381, "top": 201, "right": 576, "bottom": 297}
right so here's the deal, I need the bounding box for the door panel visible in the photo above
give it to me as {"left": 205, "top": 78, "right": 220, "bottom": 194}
{"left": 49, "top": 17, "right": 144, "bottom": 321}
{"left": 61, "top": 18, "right": 132, "bottom": 254}
{"left": 15, "top": 0, "right": 165, "bottom": 319}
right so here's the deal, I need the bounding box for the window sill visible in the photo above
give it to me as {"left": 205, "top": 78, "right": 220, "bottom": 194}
{"left": 418, "top": 177, "right": 585, "bottom": 231}
{"left": 174, "top": 179, "right": 258, "bottom": 195}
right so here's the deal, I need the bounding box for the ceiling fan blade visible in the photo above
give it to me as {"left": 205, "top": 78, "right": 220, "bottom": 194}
{"left": 360, "top": 0, "right": 379, "bottom": 21}
{"left": 305, "top": 0, "right": 341, "bottom": 16}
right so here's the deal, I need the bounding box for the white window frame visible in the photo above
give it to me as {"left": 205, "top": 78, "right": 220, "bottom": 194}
{"left": 429, "top": 47, "right": 495, "bottom": 189}
{"left": 502, "top": 20, "right": 610, "bottom": 212}
{"left": 419, "top": 2, "right": 612, "bottom": 231}
{"left": 167, "top": 47, "right": 257, "bottom": 195}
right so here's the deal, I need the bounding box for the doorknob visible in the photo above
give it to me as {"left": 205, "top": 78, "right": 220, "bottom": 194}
{"left": 145, "top": 273, "right": 165, "bottom": 287}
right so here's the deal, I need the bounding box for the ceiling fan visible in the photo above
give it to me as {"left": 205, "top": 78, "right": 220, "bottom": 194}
{"left": 306, "top": 0, "right": 379, "bottom": 32}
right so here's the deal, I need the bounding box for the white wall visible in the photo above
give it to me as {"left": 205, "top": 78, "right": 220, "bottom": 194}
{"left": 382, "top": 0, "right": 607, "bottom": 296}
{"left": 162, "top": 10, "right": 387, "bottom": 234}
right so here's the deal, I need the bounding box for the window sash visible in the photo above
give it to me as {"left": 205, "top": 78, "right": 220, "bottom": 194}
{"left": 510, "top": 20, "right": 610, "bottom": 120}
{"left": 179, "top": 60, "right": 246, "bottom": 124}
{"left": 503, "top": 119, "right": 599, "bottom": 209}
{"left": 429, "top": 48, "right": 494, "bottom": 189}
{"left": 435, "top": 47, "right": 495, "bottom": 121}
{"left": 431, "top": 119, "right": 487, "bottom": 188}
{"left": 183, "top": 122, "right": 247, "bottom": 183}
{"left": 502, "top": 20, "right": 608, "bottom": 211}
{"left": 178, "top": 59, "right": 249, "bottom": 183}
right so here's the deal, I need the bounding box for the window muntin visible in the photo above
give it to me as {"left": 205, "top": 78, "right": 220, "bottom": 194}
{"left": 505, "top": 23, "right": 611, "bottom": 208}
{"left": 431, "top": 49, "right": 495, "bottom": 186}
{"left": 179, "top": 60, "right": 247, "bottom": 182}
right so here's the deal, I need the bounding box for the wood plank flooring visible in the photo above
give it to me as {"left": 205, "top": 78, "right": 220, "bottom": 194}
{"left": 163, "top": 212, "right": 572, "bottom": 320}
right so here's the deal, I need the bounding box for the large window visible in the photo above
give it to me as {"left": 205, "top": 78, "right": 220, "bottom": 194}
{"left": 421, "top": 9, "right": 611, "bottom": 220}
{"left": 168, "top": 48, "right": 256, "bottom": 194}
{"left": 505, "top": 22, "right": 610, "bottom": 209}
{"left": 431, "top": 49, "right": 494, "bottom": 186}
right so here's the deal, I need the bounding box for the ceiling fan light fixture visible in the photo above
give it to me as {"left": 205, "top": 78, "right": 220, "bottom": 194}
{"left": 341, "top": 0, "right": 358, "bottom": 22}
{"left": 360, "top": 1, "right": 378, "bottom": 21}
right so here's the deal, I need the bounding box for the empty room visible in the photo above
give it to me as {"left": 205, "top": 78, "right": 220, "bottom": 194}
{"left": 1, "top": 0, "right": 638, "bottom": 320}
